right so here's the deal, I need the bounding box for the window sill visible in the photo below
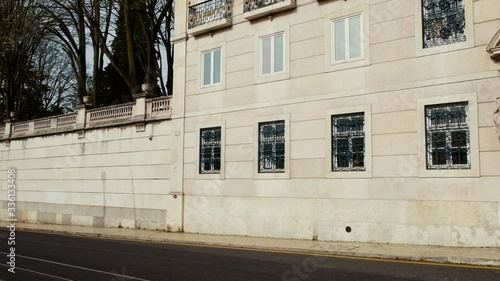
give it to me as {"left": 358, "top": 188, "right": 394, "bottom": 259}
{"left": 188, "top": 18, "right": 232, "bottom": 37}
{"left": 198, "top": 83, "right": 225, "bottom": 94}
{"left": 195, "top": 172, "right": 225, "bottom": 180}
{"left": 256, "top": 71, "right": 290, "bottom": 84}
{"left": 325, "top": 170, "right": 372, "bottom": 179}
{"left": 418, "top": 168, "right": 479, "bottom": 178}
{"left": 253, "top": 171, "right": 290, "bottom": 180}
{"left": 415, "top": 40, "right": 475, "bottom": 58}
{"left": 244, "top": 0, "right": 296, "bottom": 21}
{"left": 326, "top": 57, "right": 370, "bottom": 73}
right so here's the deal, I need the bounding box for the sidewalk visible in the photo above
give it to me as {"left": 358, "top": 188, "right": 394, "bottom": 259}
{"left": 2, "top": 222, "right": 499, "bottom": 267}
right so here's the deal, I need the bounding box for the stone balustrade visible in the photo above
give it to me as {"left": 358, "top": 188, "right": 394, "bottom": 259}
{"left": 0, "top": 96, "right": 172, "bottom": 140}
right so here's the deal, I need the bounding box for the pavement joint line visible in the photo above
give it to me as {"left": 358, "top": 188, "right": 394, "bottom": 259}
{"left": 0, "top": 263, "right": 75, "bottom": 281}
{"left": 14, "top": 227, "right": 500, "bottom": 271}
{"left": 0, "top": 251, "right": 151, "bottom": 281}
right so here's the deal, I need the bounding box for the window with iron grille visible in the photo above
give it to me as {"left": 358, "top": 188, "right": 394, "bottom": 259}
{"left": 258, "top": 121, "right": 285, "bottom": 173}
{"left": 421, "top": 0, "right": 466, "bottom": 48}
{"left": 425, "top": 102, "right": 470, "bottom": 169}
{"left": 199, "top": 127, "right": 221, "bottom": 174}
{"left": 331, "top": 113, "right": 365, "bottom": 171}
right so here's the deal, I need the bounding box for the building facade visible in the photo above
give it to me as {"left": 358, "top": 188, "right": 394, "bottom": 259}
{"left": 172, "top": 0, "right": 500, "bottom": 246}
{"left": 1, "top": 0, "right": 500, "bottom": 248}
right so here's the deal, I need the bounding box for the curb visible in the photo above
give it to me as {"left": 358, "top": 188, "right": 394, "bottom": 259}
{"left": 13, "top": 226, "right": 500, "bottom": 268}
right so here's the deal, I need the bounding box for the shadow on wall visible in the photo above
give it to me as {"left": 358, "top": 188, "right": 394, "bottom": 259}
{"left": 494, "top": 97, "right": 500, "bottom": 141}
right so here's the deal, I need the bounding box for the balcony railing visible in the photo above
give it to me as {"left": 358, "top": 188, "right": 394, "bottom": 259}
{"left": 0, "top": 96, "right": 172, "bottom": 139}
{"left": 188, "top": 0, "right": 232, "bottom": 30}
{"left": 243, "top": 0, "right": 284, "bottom": 13}
{"left": 87, "top": 102, "right": 134, "bottom": 126}
{"left": 147, "top": 97, "right": 173, "bottom": 119}
{"left": 243, "top": 0, "right": 296, "bottom": 21}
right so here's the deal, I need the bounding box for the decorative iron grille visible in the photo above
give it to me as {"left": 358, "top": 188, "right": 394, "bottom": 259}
{"left": 422, "top": 0, "right": 466, "bottom": 48}
{"left": 188, "top": 0, "right": 232, "bottom": 29}
{"left": 200, "top": 127, "right": 222, "bottom": 174}
{"left": 258, "top": 121, "right": 285, "bottom": 173}
{"left": 331, "top": 113, "right": 365, "bottom": 171}
{"left": 244, "top": 0, "right": 285, "bottom": 13}
{"left": 425, "top": 102, "right": 470, "bottom": 169}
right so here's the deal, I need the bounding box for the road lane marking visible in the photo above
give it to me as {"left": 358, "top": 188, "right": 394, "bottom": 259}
{"left": 0, "top": 251, "right": 150, "bottom": 281}
{"left": 0, "top": 263, "right": 75, "bottom": 281}
{"left": 13, "top": 230, "right": 500, "bottom": 271}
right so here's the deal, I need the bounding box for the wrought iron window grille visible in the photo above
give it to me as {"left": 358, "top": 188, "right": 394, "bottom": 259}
{"left": 244, "top": 0, "right": 285, "bottom": 13}
{"left": 258, "top": 121, "right": 285, "bottom": 173}
{"left": 425, "top": 102, "right": 471, "bottom": 169}
{"left": 331, "top": 113, "right": 365, "bottom": 172}
{"left": 421, "top": 0, "right": 466, "bottom": 48}
{"left": 188, "top": 0, "right": 232, "bottom": 29}
{"left": 199, "top": 127, "right": 222, "bottom": 174}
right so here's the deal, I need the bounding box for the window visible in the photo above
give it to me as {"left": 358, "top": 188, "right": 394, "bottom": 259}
{"left": 331, "top": 113, "right": 365, "bottom": 171}
{"left": 199, "top": 127, "right": 222, "bottom": 174}
{"left": 425, "top": 102, "right": 470, "bottom": 169}
{"left": 202, "top": 48, "right": 221, "bottom": 86}
{"left": 260, "top": 32, "right": 284, "bottom": 76}
{"left": 258, "top": 121, "right": 285, "bottom": 173}
{"left": 331, "top": 15, "right": 362, "bottom": 63}
{"left": 421, "top": 0, "right": 466, "bottom": 48}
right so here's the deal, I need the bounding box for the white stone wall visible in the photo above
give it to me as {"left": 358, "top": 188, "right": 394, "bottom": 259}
{"left": 0, "top": 121, "right": 181, "bottom": 231}
{"left": 178, "top": 0, "right": 500, "bottom": 246}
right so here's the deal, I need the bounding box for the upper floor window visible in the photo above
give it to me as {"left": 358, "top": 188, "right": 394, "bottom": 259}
{"left": 422, "top": 0, "right": 466, "bottom": 48}
{"left": 425, "top": 102, "right": 470, "bottom": 169}
{"left": 331, "top": 113, "right": 365, "bottom": 171}
{"left": 331, "top": 15, "right": 362, "bottom": 63}
{"left": 260, "top": 32, "right": 284, "bottom": 76}
{"left": 202, "top": 48, "right": 222, "bottom": 87}
{"left": 200, "top": 127, "right": 222, "bottom": 174}
{"left": 258, "top": 120, "right": 285, "bottom": 173}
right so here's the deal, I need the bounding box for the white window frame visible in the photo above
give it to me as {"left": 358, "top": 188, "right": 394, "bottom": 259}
{"left": 417, "top": 92, "right": 479, "bottom": 178}
{"left": 331, "top": 14, "right": 364, "bottom": 64}
{"left": 195, "top": 121, "right": 226, "bottom": 180}
{"left": 324, "top": 5, "right": 370, "bottom": 72}
{"left": 259, "top": 32, "right": 285, "bottom": 76}
{"left": 195, "top": 42, "right": 226, "bottom": 94}
{"left": 414, "top": 0, "right": 475, "bottom": 57}
{"left": 201, "top": 48, "right": 222, "bottom": 87}
{"left": 325, "top": 105, "right": 372, "bottom": 179}
{"left": 254, "top": 25, "right": 290, "bottom": 84}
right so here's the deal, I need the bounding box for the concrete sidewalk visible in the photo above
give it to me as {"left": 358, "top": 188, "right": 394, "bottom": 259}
{"left": 2, "top": 222, "right": 499, "bottom": 268}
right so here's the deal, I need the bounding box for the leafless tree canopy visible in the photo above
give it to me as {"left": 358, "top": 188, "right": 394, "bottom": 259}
{"left": 0, "top": 0, "right": 174, "bottom": 122}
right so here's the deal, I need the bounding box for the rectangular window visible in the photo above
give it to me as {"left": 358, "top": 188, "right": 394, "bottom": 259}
{"left": 202, "top": 48, "right": 222, "bottom": 86}
{"left": 258, "top": 121, "right": 285, "bottom": 173}
{"left": 331, "top": 113, "right": 365, "bottom": 171}
{"left": 199, "top": 127, "right": 222, "bottom": 174}
{"left": 422, "top": 0, "right": 466, "bottom": 48}
{"left": 261, "top": 32, "right": 285, "bottom": 76}
{"left": 332, "top": 15, "right": 362, "bottom": 63}
{"left": 425, "top": 102, "right": 470, "bottom": 169}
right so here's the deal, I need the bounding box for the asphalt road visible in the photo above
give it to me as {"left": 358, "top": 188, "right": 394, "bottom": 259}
{"left": 0, "top": 230, "right": 498, "bottom": 281}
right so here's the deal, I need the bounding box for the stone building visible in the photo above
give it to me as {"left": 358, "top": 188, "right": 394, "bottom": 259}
{"left": 171, "top": 0, "right": 500, "bottom": 246}
{"left": 1, "top": 0, "right": 499, "bottom": 247}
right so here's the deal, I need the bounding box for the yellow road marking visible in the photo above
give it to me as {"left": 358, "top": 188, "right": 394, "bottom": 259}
{"left": 21, "top": 229, "right": 500, "bottom": 271}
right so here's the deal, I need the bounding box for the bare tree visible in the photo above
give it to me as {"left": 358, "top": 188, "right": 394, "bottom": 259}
{"left": 0, "top": 0, "right": 48, "bottom": 119}
{"left": 86, "top": 0, "right": 174, "bottom": 97}
{"left": 40, "top": 0, "right": 88, "bottom": 103}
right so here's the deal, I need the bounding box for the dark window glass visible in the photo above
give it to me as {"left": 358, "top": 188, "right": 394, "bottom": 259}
{"left": 199, "top": 127, "right": 222, "bottom": 174}
{"left": 331, "top": 113, "right": 365, "bottom": 171}
{"left": 259, "top": 121, "right": 286, "bottom": 173}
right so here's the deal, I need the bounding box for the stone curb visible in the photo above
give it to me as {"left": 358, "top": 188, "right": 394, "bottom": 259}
{"left": 13, "top": 226, "right": 500, "bottom": 268}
